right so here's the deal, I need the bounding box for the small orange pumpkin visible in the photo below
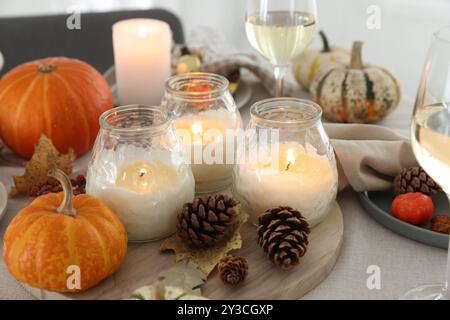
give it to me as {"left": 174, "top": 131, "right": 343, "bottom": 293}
{"left": 0, "top": 57, "right": 113, "bottom": 159}
{"left": 3, "top": 170, "right": 127, "bottom": 292}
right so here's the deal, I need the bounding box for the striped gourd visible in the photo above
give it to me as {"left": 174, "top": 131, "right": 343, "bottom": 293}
{"left": 310, "top": 41, "right": 400, "bottom": 123}
{"left": 293, "top": 31, "right": 349, "bottom": 90}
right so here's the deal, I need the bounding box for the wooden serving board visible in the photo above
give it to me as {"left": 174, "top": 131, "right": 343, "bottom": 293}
{"left": 24, "top": 202, "right": 343, "bottom": 300}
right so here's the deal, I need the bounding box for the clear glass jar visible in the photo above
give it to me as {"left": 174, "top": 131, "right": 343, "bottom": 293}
{"left": 232, "top": 98, "right": 338, "bottom": 227}
{"left": 161, "top": 72, "right": 242, "bottom": 193}
{"left": 86, "top": 105, "right": 195, "bottom": 242}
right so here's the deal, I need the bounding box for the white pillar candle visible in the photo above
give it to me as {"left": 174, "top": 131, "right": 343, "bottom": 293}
{"left": 86, "top": 146, "right": 195, "bottom": 242}
{"left": 234, "top": 142, "right": 338, "bottom": 227}
{"left": 173, "top": 108, "right": 241, "bottom": 192}
{"left": 113, "top": 19, "right": 171, "bottom": 105}
{"left": 0, "top": 51, "right": 3, "bottom": 73}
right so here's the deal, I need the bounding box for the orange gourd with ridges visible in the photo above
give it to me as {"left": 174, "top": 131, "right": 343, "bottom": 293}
{"left": 3, "top": 170, "right": 127, "bottom": 292}
{"left": 0, "top": 57, "right": 113, "bottom": 159}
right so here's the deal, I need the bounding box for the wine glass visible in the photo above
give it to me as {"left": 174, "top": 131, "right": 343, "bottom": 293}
{"left": 245, "top": 0, "right": 317, "bottom": 97}
{"left": 406, "top": 25, "right": 450, "bottom": 300}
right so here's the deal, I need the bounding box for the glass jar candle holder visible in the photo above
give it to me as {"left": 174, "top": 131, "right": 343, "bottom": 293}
{"left": 232, "top": 98, "right": 338, "bottom": 227}
{"left": 162, "top": 72, "right": 242, "bottom": 193}
{"left": 86, "top": 105, "right": 195, "bottom": 242}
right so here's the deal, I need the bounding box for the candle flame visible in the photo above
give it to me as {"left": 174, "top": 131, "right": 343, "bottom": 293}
{"left": 138, "top": 24, "right": 147, "bottom": 37}
{"left": 191, "top": 122, "right": 203, "bottom": 144}
{"left": 285, "top": 148, "right": 295, "bottom": 171}
{"left": 192, "top": 122, "right": 203, "bottom": 134}
{"left": 139, "top": 168, "right": 148, "bottom": 188}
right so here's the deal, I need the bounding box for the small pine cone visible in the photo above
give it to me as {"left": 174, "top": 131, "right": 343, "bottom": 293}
{"left": 28, "top": 175, "right": 86, "bottom": 197}
{"left": 394, "top": 166, "right": 441, "bottom": 195}
{"left": 257, "top": 206, "right": 310, "bottom": 270}
{"left": 430, "top": 215, "right": 450, "bottom": 234}
{"left": 218, "top": 255, "right": 248, "bottom": 286}
{"left": 177, "top": 194, "right": 239, "bottom": 248}
{"left": 73, "top": 187, "right": 86, "bottom": 196}
{"left": 28, "top": 176, "right": 62, "bottom": 197}
{"left": 70, "top": 175, "right": 85, "bottom": 187}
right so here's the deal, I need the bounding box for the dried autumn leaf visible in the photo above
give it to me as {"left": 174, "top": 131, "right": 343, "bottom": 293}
{"left": 129, "top": 282, "right": 208, "bottom": 300}
{"left": 11, "top": 134, "right": 75, "bottom": 196}
{"left": 160, "top": 209, "right": 248, "bottom": 275}
{"left": 158, "top": 260, "right": 206, "bottom": 295}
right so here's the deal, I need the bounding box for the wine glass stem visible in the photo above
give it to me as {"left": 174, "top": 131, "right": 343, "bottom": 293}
{"left": 274, "top": 65, "right": 288, "bottom": 97}
{"left": 443, "top": 193, "right": 450, "bottom": 298}
{"left": 444, "top": 243, "right": 450, "bottom": 299}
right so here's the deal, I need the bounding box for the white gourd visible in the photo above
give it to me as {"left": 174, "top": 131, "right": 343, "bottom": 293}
{"left": 310, "top": 41, "right": 400, "bottom": 123}
{"left": 293, "top": 31, "right": 350, "bottom": 90}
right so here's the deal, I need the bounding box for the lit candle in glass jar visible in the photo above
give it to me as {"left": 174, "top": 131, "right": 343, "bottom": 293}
{"left": 88, "top": 150, "right": 195, "bottom": 242}
{"left": 232, "top": 98, "right": 338, "bottom": 227}
{"left": 86, "top": 105, "right": 195, "bottom": 242}
{"left": 162, "top": 73, "right": 242, "bottom": 193}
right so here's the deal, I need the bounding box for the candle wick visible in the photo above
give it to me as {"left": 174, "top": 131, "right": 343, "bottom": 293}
{"left": 285, "top": 162, "right": 291, "bottom": 171}
{"left": 139, "top": 172, "right": 145, "bottom": 177}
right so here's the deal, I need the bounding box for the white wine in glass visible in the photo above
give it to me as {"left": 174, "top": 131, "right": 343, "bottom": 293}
{"left": 412, "top": 104, "right": 450, "bottom": 187}
{"left": 245, "top": 11, "right": 316, "bottom": 66}
{"left": 406, "top": 26, "right": 450, "bottom": 300}
{"left": 245, "top": 0, "right": 317, "bottom": 97}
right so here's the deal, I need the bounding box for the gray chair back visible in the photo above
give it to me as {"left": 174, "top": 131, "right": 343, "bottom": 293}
{"left": 0, "top": 9, "right": 184, "bottom": 74}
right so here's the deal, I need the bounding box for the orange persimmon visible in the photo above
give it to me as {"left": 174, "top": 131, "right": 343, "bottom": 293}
{"left": 391, "top": 192, "right": 434, "bottom": 225}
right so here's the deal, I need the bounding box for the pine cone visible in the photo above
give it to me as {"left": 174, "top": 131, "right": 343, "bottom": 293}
{"left": 28, "top": 175, "right": 86, "bottom": 197}
{"left": 177, "top": 194, "right": 239, "bottom": 248}
{"left": 257, "top": 206, "right": 310, "bottom": 270}
{"left": 430, "top": 215, "right": 450, "bottom": 234}
{"left": 394, "top": 166, "right": 441, "bottom": 195}
{"left": 218, "top": 255, "right": 248, "bottom": 286}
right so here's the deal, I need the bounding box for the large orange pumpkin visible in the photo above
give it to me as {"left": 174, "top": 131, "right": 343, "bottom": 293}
{"left": 3, "top": 170, "right": 128, "bottom": 292}
{"left": 0, "top": 57, "right": 113, "bottom": 159}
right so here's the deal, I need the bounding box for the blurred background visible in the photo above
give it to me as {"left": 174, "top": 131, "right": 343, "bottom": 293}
{"left": 0, "top": 0, "right": 449, "bottom": 99}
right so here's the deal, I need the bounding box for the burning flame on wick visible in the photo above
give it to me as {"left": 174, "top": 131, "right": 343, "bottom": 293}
{"left": 139, "top": 168, "right": 147, "bottom": 177}
{"left": 285, "top": 148, "right": 295, "bottom": 171}
{"left": 191, "top": 122, "right": 203, "bottom": 135}
{"left": 191, "top": 122, "right": 204, "bottom": 144}
{"left": 139, "top": 167, "right": 149, "bottom": 187}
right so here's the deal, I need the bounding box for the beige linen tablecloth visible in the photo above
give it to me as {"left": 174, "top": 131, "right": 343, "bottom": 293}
{"left": 0, "top": 80, "right": 447, "bottom": 300}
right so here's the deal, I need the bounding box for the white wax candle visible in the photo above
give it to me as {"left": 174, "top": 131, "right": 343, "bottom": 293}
{"left": 86, "top": 145, "right": 195, "bottom": 241}
{"left": 113, "top": 19, "right": 171, "bottom": 106}
{"left": 0, "top": 51, "right": 3, "bottom": 73}
{"left": 173, "top": 108, "right": 241, "bottom": 191}
{"left": 234, "top": 142, "right": 338, "bottom": 227}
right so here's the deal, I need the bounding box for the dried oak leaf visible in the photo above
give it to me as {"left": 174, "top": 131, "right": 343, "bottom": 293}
{"left": 11, "top": 134, "right": 75, "bottom": 196}
{"left": 160, "top": 207, "right": 248, "bottom": 275}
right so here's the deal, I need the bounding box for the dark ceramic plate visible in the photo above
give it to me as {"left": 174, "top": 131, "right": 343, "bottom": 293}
{"left": 103, "top": 66, "right": 252, "bottom": 109}
{"left": 358, "top": 190, "right": 449, "bottom": 249}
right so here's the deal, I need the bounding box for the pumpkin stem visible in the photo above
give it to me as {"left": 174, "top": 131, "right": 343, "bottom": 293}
{"left": 349, "top": 41, "right": 364, "bottom": 69}
{"left": 319, "top": 30, "right": 331, "bottom": 53}
{"left": 38, "top": 63, "right": 57, "bottom": 73}
{"left": 48, "top": 169, "right": 76, "bottom": 217}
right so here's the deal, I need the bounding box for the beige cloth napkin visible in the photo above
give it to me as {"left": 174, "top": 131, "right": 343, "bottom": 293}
{"left": 325, "top": 123, "right": 418, "bottom": 192}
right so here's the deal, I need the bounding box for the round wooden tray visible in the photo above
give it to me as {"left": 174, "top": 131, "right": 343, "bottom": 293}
{"left": 23, "top": 202, "right": 343, "bottom": 300}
